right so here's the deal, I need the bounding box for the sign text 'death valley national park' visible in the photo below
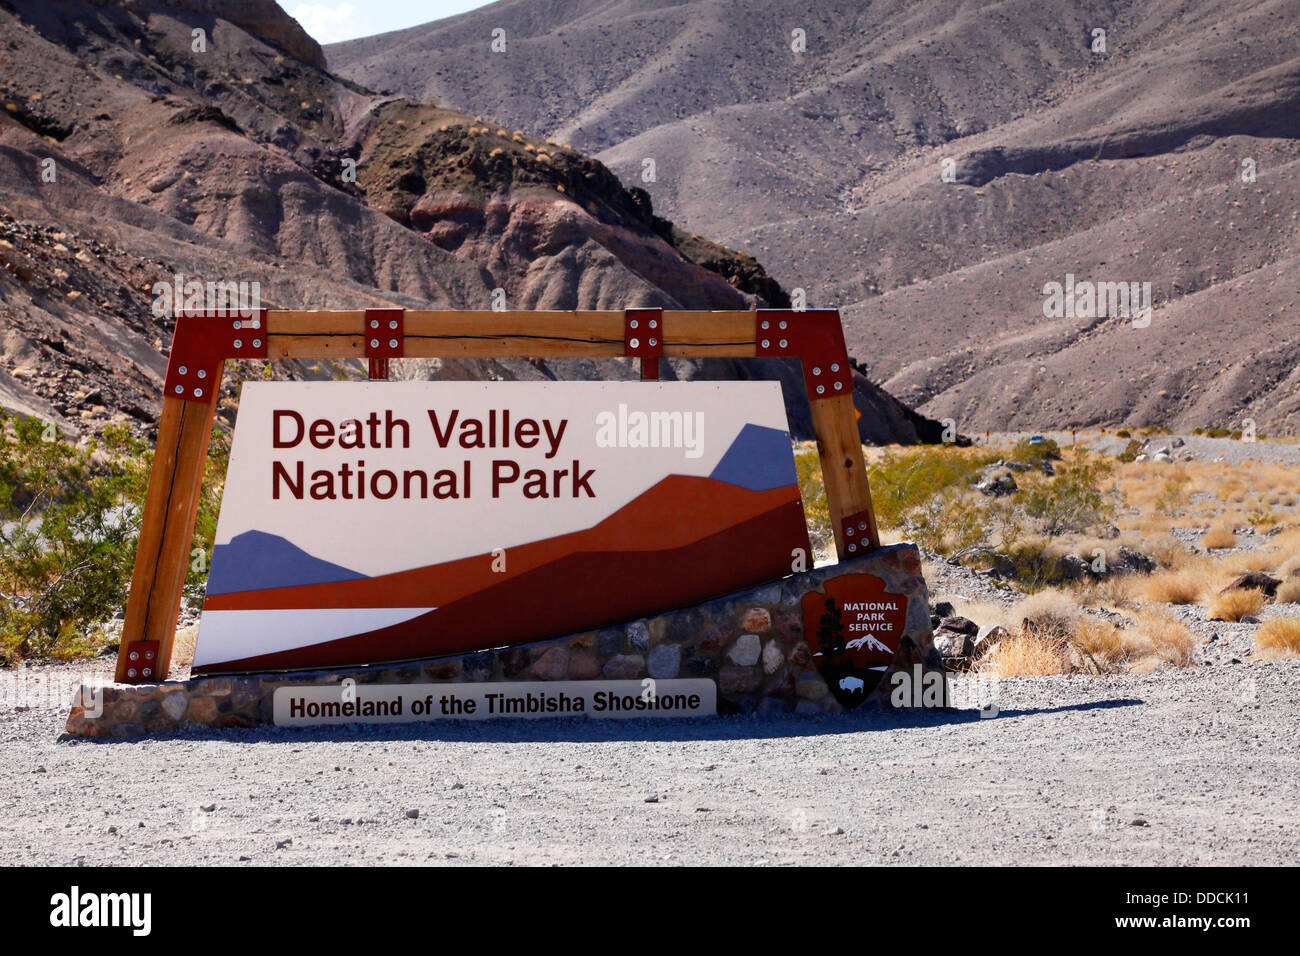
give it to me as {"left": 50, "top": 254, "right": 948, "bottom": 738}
{"left": 191, "top": 382, "right": 811, "bottom": 674}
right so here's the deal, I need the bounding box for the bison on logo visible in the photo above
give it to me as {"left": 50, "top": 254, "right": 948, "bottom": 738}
{"left": 801, "top": 573, "right": 908, "bottom": 708}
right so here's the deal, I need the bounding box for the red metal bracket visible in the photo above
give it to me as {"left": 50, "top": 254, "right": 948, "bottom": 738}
{"left": 121, "top": 641, "right": 160, "bottom": 681}
{"left": 839, "top": 510, "right": 876, "bottom": 555}
{"left": 164, "top": 310, "right": 269, "bottom": 403}
{"left": 754, "top": 309, "right": 853, "bottom": 401}
{"left": 365, "top": 308, "right": 404, "bottom": 380}
{"left": 625, "top": 307, "right": 663, "bottom": 380}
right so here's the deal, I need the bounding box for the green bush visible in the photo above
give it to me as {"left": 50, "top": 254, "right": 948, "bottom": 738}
{"left": 0, "top": 413, "right": 228, "bottom": 663}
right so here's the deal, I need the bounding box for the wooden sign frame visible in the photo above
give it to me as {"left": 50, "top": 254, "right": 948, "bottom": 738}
{"left": 115, "top": 308, "right": 880, "bottom": 683}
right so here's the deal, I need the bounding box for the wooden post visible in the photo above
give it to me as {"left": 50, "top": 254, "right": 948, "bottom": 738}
{"left": 115, "top": 369, "right": 222, "bottom": 682}
{"left": 809, "top": 392, "right": 880, "bottom": 558}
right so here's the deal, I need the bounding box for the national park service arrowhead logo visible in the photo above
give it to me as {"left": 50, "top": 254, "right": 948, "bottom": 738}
{"left": 802, "top": 573, "right": 908, "bottom": 708}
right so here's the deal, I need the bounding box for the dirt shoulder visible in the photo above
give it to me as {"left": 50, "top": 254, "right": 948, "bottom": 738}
{"left": 2, "top": 658, "right": 1297, "bottom": 866}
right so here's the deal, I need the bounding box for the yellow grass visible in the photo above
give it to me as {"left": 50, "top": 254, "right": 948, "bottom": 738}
{"left": 1277, "top": 577, "right": 1300, "bottom": 604}
{"left": 1143, "top": 565, "right": 1214, "bottom": 604}
{"left": 1071, "top": 618, "right": 1130, "bottom": 668}
{"left": 1011, "top": 588, "right": 1082, "bottom": 638}
{"left": 1201, "top": 525, "right": 1238, "bottom": 549}
{"left": 1132, "top": 610, "right": 1196, "bottom": 667}
{"left": 1256, "top": 617, "right": 1300, "bottom": 658}
{"left": 1075, "top": 574, "right": 1140, "bottom": 610}
{"left": 977, "top": 633, "right": 1071, "bottom": 677}
{"left": 1207, "top": 588, "right": 1266, "bottom": 622}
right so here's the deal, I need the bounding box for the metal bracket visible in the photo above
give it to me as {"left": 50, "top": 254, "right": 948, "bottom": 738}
{"left": 625, "top": 307, "right": 663, "bottom": 380}
{"left": 164, "top": 309, "right": 268, "bottom": 403}
{"left": 121, "top": 641, "right": 160, "bottom": 681}
{"left": 839, "top": 510, "right": 876, "bottom": 556}
{"left": 365, "top": 308, "right": 404, "bottom": 380}
{"left": 364, "top": 308, "right": 404, "bottom": 359}
{"left": 754, "top": 309, "right": 854, "bottom": 401}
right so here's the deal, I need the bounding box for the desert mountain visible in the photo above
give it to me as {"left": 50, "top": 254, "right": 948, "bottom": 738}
{"left": 331, "top": 0, "right": 1300, "bottom": 433}
{"left": 0, "top": 0, "right": 940, "bottom": 445}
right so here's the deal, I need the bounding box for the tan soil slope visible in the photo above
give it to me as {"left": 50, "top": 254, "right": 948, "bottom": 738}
{"left": 330, "top": 0, "right": 1300, "bottom": 433}
{"left": 1, "top": 0, "right": 941, "bottom": 442}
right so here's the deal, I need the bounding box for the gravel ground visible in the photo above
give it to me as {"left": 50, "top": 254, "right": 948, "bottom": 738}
{"left": 2, "top": 658, "right": 1298, "bottom": 866}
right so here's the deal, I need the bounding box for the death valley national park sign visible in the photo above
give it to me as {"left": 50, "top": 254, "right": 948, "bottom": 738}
{"left": 191, "top": 382, "right": 810, "bottom": 674}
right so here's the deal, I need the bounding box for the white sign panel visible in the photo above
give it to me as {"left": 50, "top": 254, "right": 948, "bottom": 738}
{"left": 194, "top": 381, "right": 809, "bottom": 674}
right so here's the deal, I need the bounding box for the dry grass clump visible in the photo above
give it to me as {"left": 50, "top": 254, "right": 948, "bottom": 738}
{"left": 1132, "top": 610, "right": 1196, "bottom": 667}
{"left": 1143, "top": 564, "right": 1214, "bottom": 604}
{"left": 1201, "top": 524, "right": 1238, "bottom": 549}
{"left": 1276, "top": 553, "right": 1300, "bottom": 579}
{"left": 948, "top": 598, "right": 1016, "bottom": 633}
{"left": 1207, "top": 588, "right": 1266, "bottom": 622}
{"left": 1277, "top": 577, "right": 1300, "bottom": 604}
{"left": 1141, "top": 532, "right": 1192, "bottom": 568}
{"left": 1075, "top": 573, "right": 1140, "bottom": 610}
{"left": 977, "top": 632, "right": 1071, "bottom": 677}
{"left": 1256, "top": 617, "right": 1300, "bottom": 658}
{"left": 1220, "top": 549, "right": 1280, "bottom": 575}
{"left": 1071, "top": 618, "right": 1130, "bottom": 669}
{"left": 1011, "top": 588, "right": 1082, "bottom": 638}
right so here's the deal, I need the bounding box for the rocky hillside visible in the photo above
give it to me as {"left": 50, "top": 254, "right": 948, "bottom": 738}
{"left": 331, "top": 0, "right": 1300, "bottom": 434}
{"left": 0, "top": 0, "right": 939, "bottom": 444}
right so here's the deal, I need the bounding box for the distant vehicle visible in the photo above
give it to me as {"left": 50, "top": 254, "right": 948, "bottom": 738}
{"left": 1028, "top": 434, "right": 1045, "bottom": 444}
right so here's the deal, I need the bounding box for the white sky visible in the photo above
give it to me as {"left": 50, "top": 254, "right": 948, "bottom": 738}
{"left": 280, "top": 0, "right": 498, "bottom": 44}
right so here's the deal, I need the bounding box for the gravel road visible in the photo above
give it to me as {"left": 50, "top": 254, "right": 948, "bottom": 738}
{"left": 2, "top": 659, "right": 1297, "bottom": 865}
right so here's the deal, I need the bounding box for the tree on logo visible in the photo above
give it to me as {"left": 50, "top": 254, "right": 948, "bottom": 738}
{"left": 816, "top": 598, "right": 846, "bottom": 663}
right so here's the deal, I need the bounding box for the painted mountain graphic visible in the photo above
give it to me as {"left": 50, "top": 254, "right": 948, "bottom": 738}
{"left": 707, "top": 424, "right": 797, "bottom": 491}
{"left": 195, "top": 473, "right": 810, "bottom": 674}
{"left": 207, "top": 530, "right": 368, "bottom": 595}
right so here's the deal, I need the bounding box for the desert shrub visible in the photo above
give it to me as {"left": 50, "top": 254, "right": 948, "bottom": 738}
{"left": 1011, "top": 588, "right": 1082, "bottom": 639}
{"left": 870, "top": 445, "right": 1116, "bottom": 575}
{"left": 0, "top": 413, "right": 227, "bottom": 663}
{"left": 1133, "top": 610, "right": 1196, "bottom": 667}
{"left": 1019, "top": 455, "right": 1116, "bottom": 534}
{"left": 1208, "top": 589, "right": 1266, "bottom": 622}
{"left": 1143, "top": 565, "right": 1213, "bottom": 604}
{"left": 1201, "top": 524, "right": 1238, "bottom": 549}
{"left": 1116, "top": 438, "right": 1144, "bottom": 462}
{"left": 1154, "top": 468, "right": 1191, "bottom": 516}
{"left": 794, "top": 447, "right": 833, "bottom": 562}
{"left": 1008, "top": 437, "right": 1061, "bottom": 468}
{"left": 1247, "top": 509, "right": 1277, "bottom": 529}
{"left": 1277, "top": 577, "right": 1300, "bottom": 603}
{"left": 1256, "top": 617, "right": 1300, "bottom": 658}
{"left": 977, "top": 631, "right": 1071, "bottom": 677}
{"left": 1070, "top": 618, "right": 1129, "bottom": 671}
{"left": 0, "top": 417, "right": 147, "bottom": 661}
{"left": 867, "top": 446, "right": 997, "bottom": 530}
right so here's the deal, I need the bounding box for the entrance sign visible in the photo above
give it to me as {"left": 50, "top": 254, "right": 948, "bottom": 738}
{"left": 273, "top": 679, "right": 717, "bottom": 725}
{"left": 192, "top": 381, "right": 809, "bottom": 674}
{"left": 115, "top": 308, "right": 882, "bottom": 684}
{"left": 802, "top": 573, "right": 908, "bottom": 706}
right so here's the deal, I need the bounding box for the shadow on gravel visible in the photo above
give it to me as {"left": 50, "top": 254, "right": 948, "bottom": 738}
{"left": 64, "top": 698, "right": 1143, "bottom": 745}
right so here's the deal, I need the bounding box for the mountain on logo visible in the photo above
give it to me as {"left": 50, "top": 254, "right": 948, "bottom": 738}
{"left": 206, "top": 530, "right": 368, "bottom": 596}
{"left": 847, "top": 634, "right": 892, "bottom": 653}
